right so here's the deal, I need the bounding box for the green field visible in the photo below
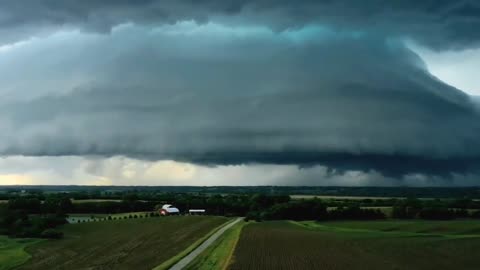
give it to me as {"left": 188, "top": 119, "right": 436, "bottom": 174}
{"left": 229, "top": 220, "right": 480, "bottom": 270}
{"left": 16, "top": 216, "right": 229, "bottom": 270}
{"left": 185, "top": 220, "right": 246, "bottom": 270}
{"left": 0, "top": 237, "right": 42, "bottom": 270}
{"left": 290, "top": 195, "right": 401, "bottom": 200}
{"left": 307, "top": 220, "right": 480, "bottom": 236}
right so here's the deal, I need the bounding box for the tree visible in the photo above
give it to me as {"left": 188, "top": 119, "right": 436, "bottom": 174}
{"left": 418, "top": 207, "right": 455, "bottom": 220}
{"left": 392, "top": 198, "right": 422, "bottom": 219}
{"left": 7, "top": 198, "right": 41, "bottom": 214}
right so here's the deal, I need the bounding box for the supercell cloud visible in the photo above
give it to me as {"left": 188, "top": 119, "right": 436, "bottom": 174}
{"left": 2, "top": 0, "right": 480, "bottom": 49}
{"left": 0, "top": 1, "right": 480, "bottom": 185}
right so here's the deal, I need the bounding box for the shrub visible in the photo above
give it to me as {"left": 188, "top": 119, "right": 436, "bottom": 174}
{"left": 418, "top": 207, "right": 455, "bottom": 220}
{"left": 452, "top": 209, "right": 469, "bottom": 218}
{"left": 392, "top": 199, "right": 422, "bottom": 219}
{"left": 263, "top": 200, "right": 327, "bottom": 221}
{"left": 328, "top": 206, "right": 386, "bottom": 220}
{"left": 41, "top": 229, "right": 64, "bottom": 239}
{"left": 245, "top": 211, "right": 262, "bottom": 222}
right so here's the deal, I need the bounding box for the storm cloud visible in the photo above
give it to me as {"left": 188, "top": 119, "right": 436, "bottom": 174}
{"left": 0, "top": 1, "right": 480, "bottom": 185}
{"left": 0, "top": 23, "right": 479, "bottom": 178}
{"left": 1, "top": 0, "right": 480, "bottom": 50}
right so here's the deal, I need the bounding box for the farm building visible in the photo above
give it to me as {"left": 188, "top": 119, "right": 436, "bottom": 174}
{"left": 189, "top": 209, "right": 206, "bottom": 215}
{"left": 159, "top": 204, "right": 180, "bottom": 216}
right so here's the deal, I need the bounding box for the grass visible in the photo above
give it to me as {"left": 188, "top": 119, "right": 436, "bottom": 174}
{"left": 229, "top": 220, "right": 480, "bottom": 270}
{"left": 184, "top": 220, "right": 246, "bottom": 270}
{"left": 0, "top": 236, "right": 42, "bottom": 270}
{"left": 17, "top": 216, "right": 229, "bottom": 270}
{"left": 290, "top": 195, "right": 402, "bottom": 200}
{"left": 152, "top": 218, "right": 235, "bottom": 270}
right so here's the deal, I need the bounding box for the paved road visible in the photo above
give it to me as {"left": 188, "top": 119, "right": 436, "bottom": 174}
{"left": 169, "top": 217, "right": 243, "bottom": 270}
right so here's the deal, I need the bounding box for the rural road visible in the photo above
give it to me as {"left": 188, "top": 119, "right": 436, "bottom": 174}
{"left": 169, "top": 217, "right": 244, "bottom": 270}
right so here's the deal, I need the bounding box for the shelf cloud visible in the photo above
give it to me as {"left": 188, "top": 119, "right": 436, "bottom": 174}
{"left": 1, "top": 1, "right": 480, "bottom": 50}
{"left": 0, "top": 1, "right": 479, "bottom": 185}
{"left": 1, "top": 23, "right": 479, "bottom": 178}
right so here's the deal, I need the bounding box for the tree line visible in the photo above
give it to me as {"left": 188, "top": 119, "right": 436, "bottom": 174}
{"left": 0, "top": 196, "right": 71, "bottom": 238}
{"left": 246, "top": 200, "right": 386, "bottom": 222}
{"left": 3, "top": 186, "right": 480, "bottom": 199}
{"left": 2, "top": 193, "right": 480, "bottom": 239}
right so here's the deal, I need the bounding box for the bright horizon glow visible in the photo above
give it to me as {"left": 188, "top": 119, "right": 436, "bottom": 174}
{"left": 0, "top": 156, "right": 478, "bottom": 187}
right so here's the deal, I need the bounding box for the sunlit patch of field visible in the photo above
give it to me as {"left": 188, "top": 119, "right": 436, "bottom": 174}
{"left": 0, "top": 236, "right": 42, "bottom": 270}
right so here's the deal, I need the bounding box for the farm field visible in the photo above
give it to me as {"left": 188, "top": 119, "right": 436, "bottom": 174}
{"left": 290, "top": 195, "right": 403, "bottom": 200}
{"left": 16, "top": 216, "right": 229, "bottom": 270}
{"left": 185, "top": 220, "right": 246, "bottom": 270}
{"left": 229, "top": 220, "right": 480, "bottom": 270}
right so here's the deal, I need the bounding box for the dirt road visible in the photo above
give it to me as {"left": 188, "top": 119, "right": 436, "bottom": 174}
{"left": 169, "top": 217, "right": 243, "bottom": 270}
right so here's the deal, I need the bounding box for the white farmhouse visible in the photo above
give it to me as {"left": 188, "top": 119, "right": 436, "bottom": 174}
{"left": 159, "top": 204, "right": 180, "bottom": 215}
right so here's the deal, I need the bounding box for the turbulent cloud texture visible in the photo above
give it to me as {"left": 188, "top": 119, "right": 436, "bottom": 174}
{"left": 0, "top": 23, "right": 479, "bottom": 178}
{"left": 0, "top": 1, "right": 480, "bottom": 185}
{"left": 2, "top": 0, "right": 480, "bottom": 49}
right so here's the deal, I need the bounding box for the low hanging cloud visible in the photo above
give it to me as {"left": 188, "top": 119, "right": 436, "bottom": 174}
{"left": 1, "top": 0, "right": 480, "bottom": 50}
{"left": 2, "top": 156, "right": 478, "bottom": 187}
{"left": 0, "top": 23, "right": 479, "bottom": 178}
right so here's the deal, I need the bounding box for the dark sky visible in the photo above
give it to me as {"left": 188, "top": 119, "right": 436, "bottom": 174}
{"left": 0, "top": 1, "right": 479, "bottom": 186}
